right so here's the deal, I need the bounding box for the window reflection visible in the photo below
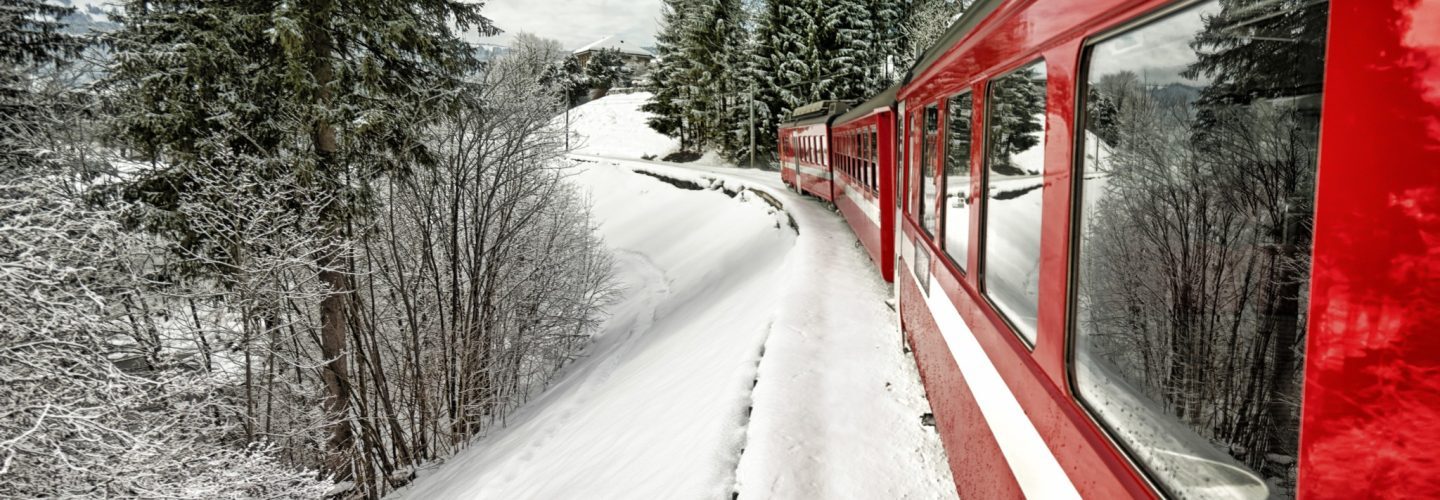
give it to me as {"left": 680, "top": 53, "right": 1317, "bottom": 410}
{"left": 920, "top": 105, "right": 940, "bottom": 236}
{"left": 983, "top": 61, "right": 1046, "bottom": 343}
{"left": 1072, "top": 1, "right": 1327, "bottom": 498}
{"left": 944, "top": 92, "right": 974, "bottom": 272}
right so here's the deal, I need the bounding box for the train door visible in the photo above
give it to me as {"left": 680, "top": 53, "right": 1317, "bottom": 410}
{"left": 893, "top": 102, "right": 908, "bottom": 305}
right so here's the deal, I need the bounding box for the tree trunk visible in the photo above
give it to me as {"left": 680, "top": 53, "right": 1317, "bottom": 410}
{"left": 309, "top": 16, "right": 355, "bottom": 483}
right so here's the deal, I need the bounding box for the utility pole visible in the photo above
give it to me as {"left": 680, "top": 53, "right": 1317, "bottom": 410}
{"left": 748, "top": 83, "right": 755, "bottom": 168}
{"left": 565, "top": 94, "right": 571, "bottom": 152}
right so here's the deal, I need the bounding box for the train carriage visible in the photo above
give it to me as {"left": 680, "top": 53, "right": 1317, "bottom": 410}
{"left": 779, "top": 101, "right": 847, "bottom": 201}
{"left": 877, "top": 0, "right": 1438, "bottom": 498}
{"left": 830, "top": 85, "right": 900, "bottom": 282}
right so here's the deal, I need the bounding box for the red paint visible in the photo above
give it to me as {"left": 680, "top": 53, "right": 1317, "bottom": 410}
{"left": 1299, "top": 1, "right": 1440, "bottom": 498}
{"left": 779, "top": 122, "right": 835, "bottom": 202}
{"left": 833, "top": 105, "right": 897, "bottom": 281}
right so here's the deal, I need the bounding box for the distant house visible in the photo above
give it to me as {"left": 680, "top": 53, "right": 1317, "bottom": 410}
{"left": 573, "top": 36, "right": 656, "bottom": 86}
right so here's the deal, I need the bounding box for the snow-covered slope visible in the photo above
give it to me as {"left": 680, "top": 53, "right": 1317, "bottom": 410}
{"left": 558, "top": 92, "right": 679, "bottom": 159}
{"left": 394, "top": 92, "right": 955, "bottom": 500}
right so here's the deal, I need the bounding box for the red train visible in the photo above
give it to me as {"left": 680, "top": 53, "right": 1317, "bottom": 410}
{"left": 777, "top": 0, "right": 1440, "bottom": 498}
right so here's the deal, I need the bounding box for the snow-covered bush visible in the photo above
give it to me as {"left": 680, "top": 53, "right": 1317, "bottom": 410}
{"left": 0, "top": 169, "right": 330, "bottom": 497}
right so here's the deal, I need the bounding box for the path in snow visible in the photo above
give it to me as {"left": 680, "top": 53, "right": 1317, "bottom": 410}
{"left": 602, "top": 156, "right": 958, "bottom": 499}
{"left": 393, "top": 94, "right": 955, "bottom": 499}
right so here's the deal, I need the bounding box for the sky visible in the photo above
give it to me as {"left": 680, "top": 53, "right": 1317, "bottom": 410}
{"left": 467, "top": 0, "right": 666, "bottom": 52}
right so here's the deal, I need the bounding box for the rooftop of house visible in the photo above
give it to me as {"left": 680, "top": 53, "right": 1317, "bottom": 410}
{"left": 573, "top": 36, "right": 655, "bottom": 58}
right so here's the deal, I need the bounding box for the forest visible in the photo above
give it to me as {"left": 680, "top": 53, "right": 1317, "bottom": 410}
{"left": 2, "top": 1, "right": 613, "bottom": 498}
{"left": 643, "top": 0, "right": 972, "bottom": 166}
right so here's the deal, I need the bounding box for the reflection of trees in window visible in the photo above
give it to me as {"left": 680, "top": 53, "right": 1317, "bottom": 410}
{"left": 1074, "top": 1, "right": 1328, "bottom": 497}
{"left": 920, "top": 105, "right": 940, "bottom": 235}
{"left": 987, "top": 63, "right": 1045, "bottom": 175}
{"left": 944, "top": 93, "right": 973, "bottom": 270}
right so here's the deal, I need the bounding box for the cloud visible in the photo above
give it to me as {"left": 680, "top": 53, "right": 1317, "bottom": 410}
{"left": 467, "top": 0, "right": 665, "bottom": 51}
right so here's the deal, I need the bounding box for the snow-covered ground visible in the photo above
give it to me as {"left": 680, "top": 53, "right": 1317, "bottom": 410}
{"left": 562, "top": 92, "right": 679, "bottom": 159}
{"left": 393, "top": 95, "right": 956, "bottom": 499}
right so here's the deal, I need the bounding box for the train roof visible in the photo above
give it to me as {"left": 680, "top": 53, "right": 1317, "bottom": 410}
{"left": 906, "top": 0, "right": 1006, "bottom": 86}
{"left": 782, "top": 100, "right": 850, "bottom": 128}
{"left": 835, "top": 82, "right": 901, "bottom": 124}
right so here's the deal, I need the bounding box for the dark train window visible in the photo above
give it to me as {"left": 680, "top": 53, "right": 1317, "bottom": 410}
{"left": 919, "top": 105, "right": 940, "bottom": 236}
{"left": 983, "top": 60, "right": 1047, "bottom": 344}
{"left": 943, "top": 92, "right": 974, "bottom": 273}
{"left": 1071, "top": 1, "right": 1327, "bottom": 498}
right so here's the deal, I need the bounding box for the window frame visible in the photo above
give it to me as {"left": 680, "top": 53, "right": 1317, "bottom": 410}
{"left": 978, "top": 57, "right": 1049, "bottom": 350}
{"left": 919, "top": 103, "right": 942, "bottom": 239}
{"left": 1064, "top": 1, "right": 1324, "bottom": 498}
{"left": 941, "top": 90, "right": 975, "bottom": 275}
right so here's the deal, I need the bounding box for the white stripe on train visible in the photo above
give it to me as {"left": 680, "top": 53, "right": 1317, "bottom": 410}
{"left": 918, "top": 268, "right": 1082, "bottom": 499}
{"left": 841, "top": 185, "right": 881, "bottom": 226}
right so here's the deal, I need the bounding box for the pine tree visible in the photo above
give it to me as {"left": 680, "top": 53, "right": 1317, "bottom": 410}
{"left": 815, "top": 0, "right": 879, "bottom": 101}
{"left": 103, "top": 0, "right": 496, "bottom": 484}
{"left": 745, "top": 0, "right": 788, "bottom": 163}
{"left": 644, "top": 0, "right": 695, "bottom": 151}
{"left": 585, "top": 47, "right": 624, "bottom": 95}
{"left": 1, "top": 0, "right": 82, "bottom": 170}
{"left": 704, "top": 0, "right": 752, "bottom": 160}
{"left": 769, "top": 0, "right": 817, "bottom": 109}
{"left": 872, "top": 0, "right": 909, "bottom": 85}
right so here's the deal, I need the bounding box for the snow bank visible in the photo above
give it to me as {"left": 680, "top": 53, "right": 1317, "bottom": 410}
{"left": 558, "top": 92, "right": 679, "bottom": 159}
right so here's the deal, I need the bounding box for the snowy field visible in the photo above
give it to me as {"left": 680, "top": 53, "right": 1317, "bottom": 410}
{"left": 561, "top": 92, "right": 679, "bottom": 159}
{"left": 392, "top": 95, "right": 956, "bottom": 498}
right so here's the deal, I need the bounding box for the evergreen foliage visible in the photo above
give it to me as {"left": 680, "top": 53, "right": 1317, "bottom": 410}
{"left": 643, "top": 0, "right": 696, "bottom": 150}
{"left": 585, "top": 47, "right": 624, "bottom": 91}
{"left": 0, "top": 0, "right": 83, "bottom": 169}
{"left": 643, "top": 0, "right": 957, "bottom": 167}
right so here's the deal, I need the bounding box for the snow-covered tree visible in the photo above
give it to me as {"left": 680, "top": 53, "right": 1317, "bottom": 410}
{"left": 585, "top": 47, "right": 625, "bottom": 96}
{"left": 899, "top": 0, "right": 969, "bottom": 71}
{"left": 644, "top": 0, "right": 697, "bottom": 150}
{"left": 815, "top": 0, "right": 880, "bottom": 101}
{"left": 0, "top": 160, "right": 332, "bottom": 497}
{"left": 103, "top": 0, "right": 497, "bottom": 486}
{"left": 0, "top": 0, "right": 82, "bottom": 169}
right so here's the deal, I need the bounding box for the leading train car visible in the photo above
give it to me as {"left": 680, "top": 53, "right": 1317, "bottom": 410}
{"left": 779, "top": 101, "right": 847, "bottom": 201}
{"left": 893, "top": 0, "right": 1440, "bottom": 498}
{"left": 830, "top": 85, "right": 900, "bottom": 282}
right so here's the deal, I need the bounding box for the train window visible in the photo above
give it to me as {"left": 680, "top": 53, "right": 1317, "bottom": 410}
{"left": 872, "top": 128, "right": 880, "bottom": 192}
{"left": 982, "top": 60, "right": 1047, "bottom": 344}
{"left": 943, "top": 92, "right": 974, "bottom": 273}
{"left": 861, "top": 129, "right": 870, "bottom": 189}
{"left": 919, "top": 105, "right": 940, "bottom": 236}
{"left": 909, "top": 113, "right": 920, "bottom": 217}
{"left": 1071, "top": 1, "right": 1327, "bottom": 498}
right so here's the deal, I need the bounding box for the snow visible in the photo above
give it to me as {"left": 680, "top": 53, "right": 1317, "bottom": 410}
{"left": 558, "top": 92, "right": 679, "bottom": 159}
{"left": 572, "top": 35, "right": 655, "bottom": 57}
{"left": 394, "top": 92, "right": 954, "bottom": 499}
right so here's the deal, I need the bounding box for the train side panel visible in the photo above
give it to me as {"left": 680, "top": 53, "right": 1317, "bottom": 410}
{"left": 1298, "top": 1, "right": 1440, "bottom": 497}
{"left": 832, "top": 108, "right": 897, "bottom": 282}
